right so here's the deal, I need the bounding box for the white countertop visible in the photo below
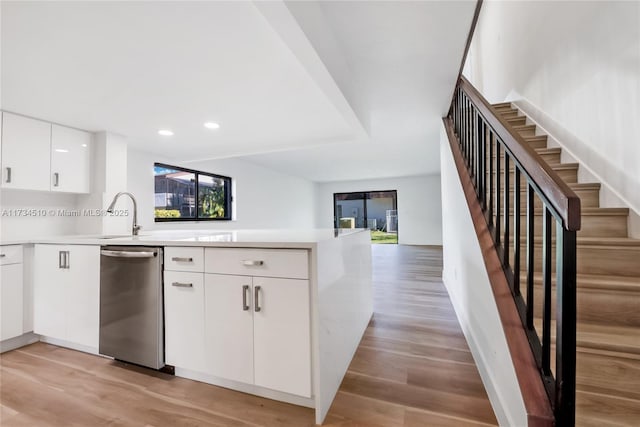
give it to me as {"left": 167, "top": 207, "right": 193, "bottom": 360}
{"left": 0, "top": 228, "right": 369, "bottom": 249}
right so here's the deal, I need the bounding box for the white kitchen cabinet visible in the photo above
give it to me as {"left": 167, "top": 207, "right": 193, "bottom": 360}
{"left": 204, "top": 272, "right": 311, "bottom": 397}
{"left": 33, "top": 244, "right": 100, "bottom": 349}
{"left": 50, "top": 124, "right": 91, "bottom": 193}
{"left": 1, "top": 112, "right": 51, "bottom": 191}
{"left": 253, "top": 276, "right": 311, "bottom": 397}
{"left": 164, "top": 270, "right": 206, "bottom": 372}
{"left": 0, "top": 245, "right": 24, "bottom": 341}
{"left": 204, "top": 274, "right": 254, "bottom": 384}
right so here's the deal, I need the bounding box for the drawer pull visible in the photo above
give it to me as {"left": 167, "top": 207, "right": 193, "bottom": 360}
{"left": 242, "top": 285, "right": 250, "bottom": 311}
{"left": 254, "top": 286, "right": 262, "bottom": 312}
{"left": 243, "top": 260, "right": 264, "bottom": 266}
{"left": 171, "top": 257, "right": 193, "bottom": 262}
{"left": 0, "top": 254, "right": 5, "bottom": 258}
{"left": 172, "top": 282, "right": 193, "bottom": 288}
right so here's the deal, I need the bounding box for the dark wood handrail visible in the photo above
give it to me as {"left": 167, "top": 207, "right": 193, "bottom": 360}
{"left": 458, "top": 76, "right": 581, "bottom": 231}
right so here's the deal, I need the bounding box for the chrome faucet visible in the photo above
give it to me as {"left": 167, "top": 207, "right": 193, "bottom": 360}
{"left": 106, "top": 191, "right": 141, "bottom": 236}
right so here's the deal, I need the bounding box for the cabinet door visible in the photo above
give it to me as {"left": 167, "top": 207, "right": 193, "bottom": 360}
{"left": 204, "top": 274, "right": 253, "bottom": 384}
{"left": 253, "top": 277, "right": 311, "bottom": 397}
{"left": 65, "top": 245, "right": 100, "bottom": 348}
{"left": 50, "top": 125, "right": 91, "bottom": 193}
{"left": 33, "top": 245, "right": 67, "bottom": 339}
{"left": 0, "top": 263, "right": 23, "bottom": 340}
{"left": 164, "top": 271, "right": 206, "bottom": 371}
{"left": 1, "top": 113, "right": 51, "bottom": 191}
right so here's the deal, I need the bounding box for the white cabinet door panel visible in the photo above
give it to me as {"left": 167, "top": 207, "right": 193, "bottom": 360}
{"left": 253, "top": 277, "right": 311, "bottom": 397}
{"left": 33, "top": 245, "right": 67, "bottom": 339}
{"left": 65, "top": 245, "right": 100, "bottom": 348}
{"left": 0, "top": 263, "right": 23, "bottom": 340}
{"left": 164, "top": 271, "right": 206, "bottom": 371}
{"left": 1, "top": 113, "right": 51, "bottom": 191}
{"left": 204, "top": 274, "right": 254, "bottom": 384}
{"left": 50, "top": 125, "right": 91, "bottom": 193}
{"left": 34, "top": 244, "right": 100, "bottom": 347}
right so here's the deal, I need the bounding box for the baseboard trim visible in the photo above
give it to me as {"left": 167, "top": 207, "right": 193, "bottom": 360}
{"left": 174, "top": 366, "right": 316, "bottom": 409}
{"left": 0, "top": 332, "right": 39, "bottom": 353}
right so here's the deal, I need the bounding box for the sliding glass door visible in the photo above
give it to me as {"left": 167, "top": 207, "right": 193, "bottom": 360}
{"left": 333, "top": 190, "right": 398, "bottom": 244}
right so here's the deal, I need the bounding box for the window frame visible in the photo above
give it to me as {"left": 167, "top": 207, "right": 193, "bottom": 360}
{"left": 154, "top": 162, "right": 232, "bottom": 222}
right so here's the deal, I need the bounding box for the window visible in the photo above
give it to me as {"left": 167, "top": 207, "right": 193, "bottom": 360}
{"left": 154, "top": 163, "right": 232, "bottom": 221}
{"left": 333, "top": 190, "right": 398, "bottom": 244}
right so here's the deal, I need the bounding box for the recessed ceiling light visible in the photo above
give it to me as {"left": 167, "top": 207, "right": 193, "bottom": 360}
{"left": 204, "top": 122, "right": 220, "bottom": 130}
{"left": 158, "top": 129, "right": 174, "bottom": 136}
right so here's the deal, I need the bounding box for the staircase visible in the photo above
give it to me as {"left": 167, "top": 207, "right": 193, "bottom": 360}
{"left": 492, "top": 102, "right": 640, "bottom": 426}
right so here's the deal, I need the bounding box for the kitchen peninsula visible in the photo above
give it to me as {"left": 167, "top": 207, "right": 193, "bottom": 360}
{"left": 4, "top": 229, "right": 372, "bottom": 425}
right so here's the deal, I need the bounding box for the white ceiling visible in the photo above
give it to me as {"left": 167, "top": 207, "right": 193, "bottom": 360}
{"left": 1, "top": 0, "right": 476, "bottom": 182}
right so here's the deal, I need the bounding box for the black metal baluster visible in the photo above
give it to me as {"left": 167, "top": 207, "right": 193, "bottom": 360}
{"left": 504, "top": 152, "right": 510, "bottom": 267}
{"left": 495, "top": 141, "right": 502, "bottom": 245}
{"left": 555, "top": 225, "right": 577, "bottom": 426}
{"left": 526, "top": 184, "right": 535, "bottom": 329}
{"left": 542, "top": 207, "right": 553, "bottom": 375}
{"left": 488, "top": 131, "right": 494, "bottom": 226}
{"left": 480, "top": 121, "right": 486, "bottom": 209}
{"left": 514, "top": 168, "right": 521, "bottom": 296}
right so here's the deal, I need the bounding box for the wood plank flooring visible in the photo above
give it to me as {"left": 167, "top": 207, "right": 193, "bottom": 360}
{"left": 0, "top": 245, "right": 497, "bottom": 426}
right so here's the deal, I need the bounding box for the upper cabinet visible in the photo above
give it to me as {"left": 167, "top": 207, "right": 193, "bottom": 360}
{"left": 1, "top": 112, "right": 51, "bottom": 191}
{"left": 0, "top": 112, "right": 91, "bottom": 193}
{"left": 51, "top": 124, "right": 91, "bottom": 193}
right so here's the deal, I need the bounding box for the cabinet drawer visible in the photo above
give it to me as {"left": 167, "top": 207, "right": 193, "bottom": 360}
{"left": 204, "top": 248, "right": 308, "bottom": 279}
{"left": 0, "top": 245, "right": 23, "bottom": 265}
{"left": 165, "top": 247, "right": 204, "bottom": 272}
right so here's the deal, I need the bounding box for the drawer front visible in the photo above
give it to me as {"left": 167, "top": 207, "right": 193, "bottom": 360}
{"left": 165, "top": 247, "right": 204, "bottom": 272}
{"left": 0, "top": 245, "right": 23, "bottom": 265}
{"left": 204, "top": 248, "right": 308, "bottom": 279}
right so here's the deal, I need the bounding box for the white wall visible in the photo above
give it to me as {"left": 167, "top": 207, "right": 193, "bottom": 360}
{"left": 127, "top": 148, "right": 317, "bottom": 232}
{"left": 465, "top": 0, "right": 640, "bottom": 214}
{"left": 315, "top": 175, "right": 442, "bottom": 245}
{"left": 440, "top": 124, "right": 526, "bottom": 426}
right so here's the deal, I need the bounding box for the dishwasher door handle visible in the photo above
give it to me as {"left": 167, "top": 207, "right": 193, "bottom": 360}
{"left": 101, "top": 250, "right": 157, "bottom": 258}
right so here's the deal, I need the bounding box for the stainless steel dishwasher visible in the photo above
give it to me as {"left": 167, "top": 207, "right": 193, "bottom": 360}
{"left": 99, "top": 246, "right": 164, "bottom": 370}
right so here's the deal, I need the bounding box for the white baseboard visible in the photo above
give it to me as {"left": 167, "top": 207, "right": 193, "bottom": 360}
{"left": 0, "top": 332, "right": 39, "bottom": 353}
{"left": 174, "top": 366, "right": 316, "bottom": 409}
{"left": 39, "top": 336, "right": 99, "bottom": 356}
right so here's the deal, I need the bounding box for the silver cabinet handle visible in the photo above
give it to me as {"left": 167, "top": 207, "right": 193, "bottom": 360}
{"left": 242, "top": 285, "right": 250, "bottom": 311}
{"left": 172, "top": 282, "right": 193, "bottom": 288}
{"left": 5, "top": 167, "right": 11, "bottom": 183}
{"left": 58, "top": 251, "right": 70, "bottom": 269}
{"left": 53, "top": 172, "right": 60, "bottom": 187}
{"left": 243, "top": 260, "right": 264, "bottom": 266}
{"left": 0, "top": 254, "right": 5, "bottom": 258}
{"left": 171, "top": 257, "right": 193, "bottom": 262}
{"left": 101, "top": 250, "right": 157, "bottom": 258}
{"left": 254, "top": 285, "right": 262, "bottom": 312}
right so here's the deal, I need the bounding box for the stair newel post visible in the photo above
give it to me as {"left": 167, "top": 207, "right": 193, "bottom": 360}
{"left": 555, "top": 226, "right": 577, "bottom": 427}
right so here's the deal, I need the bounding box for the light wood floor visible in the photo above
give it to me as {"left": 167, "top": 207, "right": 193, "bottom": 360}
{"left": 0, "top": 245, "right": 497, "bottom": 426}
